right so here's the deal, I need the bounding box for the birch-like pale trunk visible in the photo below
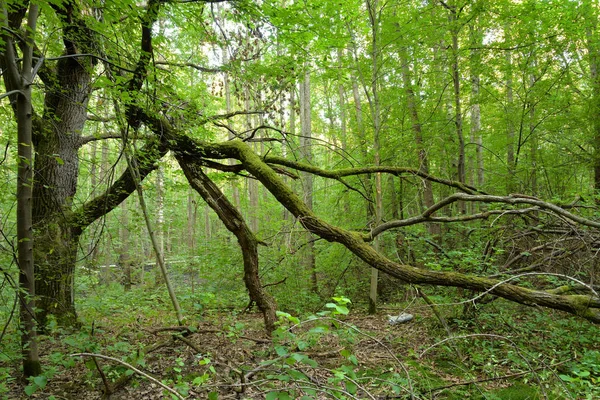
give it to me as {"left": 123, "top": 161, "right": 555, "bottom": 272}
{"left": 223, "top": 46, "right": 241, "bottom": 209}
{"left": 469, "top": 23, "right": 484, "bottom": 200}
{"left": 365, "top": 0, "right": 383, "bottom": 314}
{"left": 154, "top": 164, "right": 165, "bottom": 285}
{"left": 448, "top": 1, "right": 466, "bottom": 213}
{"left": 119, "top": 197, "right": 132, "bottom": 291}
{"left": 299, "top": 69, "right": 318, "bottom": 294}
{"left": 337, "top": 49, "right": 350, "bottom": 215}
{"left": 505, "top": 25, "right": 516, "bottom": 192}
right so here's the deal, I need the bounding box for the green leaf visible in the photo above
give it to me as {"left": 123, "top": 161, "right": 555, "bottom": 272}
{"left": 266, "top": 391, "right": 279, "bottom": 400}
{"left": 33, "top": 375, "right": 47, "bottom": 388}
{"left": 275, "top": 345, "right": 288, "bottom": 356}
{"left": 24, "top": 384, "right": 37, "bottom": 396}
{"left": 346, "top": 380, "right": 358, "bottom": 395}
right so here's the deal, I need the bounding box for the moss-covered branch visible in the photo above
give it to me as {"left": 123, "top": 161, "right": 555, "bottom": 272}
{"left": 263, "top": 155, "right": 484, "bottom": 195}
{"left": 72, "top": 138, "right": 167, "bottom": 233}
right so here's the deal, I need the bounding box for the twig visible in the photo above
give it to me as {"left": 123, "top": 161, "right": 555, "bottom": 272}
{"left": 429, "top": 358, "right": 572, "bottom": 393}
{"left": 262, "top": 277, "right": 287, "bottom": 288}
{"left": 91, "top": 356, "right": 113, "bottom": 396}
{"left": 175, "top": 334, "right": 202, "bottom": 354}
{"left": 71, "top": 353, "right": 184, "bottom": 400}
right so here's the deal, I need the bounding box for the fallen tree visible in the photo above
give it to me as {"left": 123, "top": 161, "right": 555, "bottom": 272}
{"left": 155, "top": 129, "right": 600, "bottom": 325}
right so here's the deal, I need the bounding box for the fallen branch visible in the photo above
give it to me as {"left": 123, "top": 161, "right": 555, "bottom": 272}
{"left": 429, "top": 358, "right": 572, "bottom": 393}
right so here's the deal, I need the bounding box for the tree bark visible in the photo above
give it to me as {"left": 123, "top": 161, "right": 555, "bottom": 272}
{"left": 584, "top": 1, "right": 600, "bottom": 198}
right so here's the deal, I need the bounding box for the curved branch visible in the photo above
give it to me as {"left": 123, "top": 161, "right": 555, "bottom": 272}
{"left": 370, "top": 207, "right": 539, "bottom": 239}
{"left": 77, "top": 132, "right": 123, "bottom": 146}
{"left": 262, "top": 155, "right": 484, "bottom": 195}
{"left": 155, "top": 60, "right": 221, "bottom": 73}
{"left": 424, "top": 193, "right": 600, "bottom": 229}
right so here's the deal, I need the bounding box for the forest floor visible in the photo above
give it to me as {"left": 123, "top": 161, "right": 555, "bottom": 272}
{"left": 4, "top": 294, "right": 600, "bottom": 399}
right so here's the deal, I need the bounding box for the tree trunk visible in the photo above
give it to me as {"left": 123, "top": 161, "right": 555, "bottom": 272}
{"left": 299, "top": 69, "right": 318, "bottom": 294}
{"left": 120, "top": 198, "right": 132, "bottom": 291}
{"left": 245, "top": 86, "right": 260, "bottom": 233}
{"left": 32, "top": 54, "right": 94, "bottom": 329}
{"left": 177, "top": 158, "right": 277, "bottom": 333}
{"left": 584, "top": 2, "right": 600, "bottom": 198}
{"left": 2, "top": 2, "right": 42, "bottom": 377}
{"left": 366, "top": 0, "right": 383, "bottom": 313}
{"left": 469, "top": 22, "right": 484, "bottom": 198}
{"left": 337, "top": 50, "right": 350, "bottom": 215}
{"left": 182, "top": 138, "right": 600, "bottom": 325}
{"left": 223, "top": 46, "right": 241, "bottom": 209}
{"left": 154, "top": 164, "right": 165, "bottom": 286}
{"left": 399, "top": 40, "right": 440, "bottom": 238}
{"left": 0, "top": 1, "right": 165, "bottom": 330}
{"left": 505, "top": 25, "right": 517, "bottom": 193}
{"left": 448, "top": 2, "right": 466, "bottom": 213}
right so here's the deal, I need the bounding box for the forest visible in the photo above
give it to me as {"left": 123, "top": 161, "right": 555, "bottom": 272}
{"left": 2, "top": 0, "right": 600, "bottom": 398}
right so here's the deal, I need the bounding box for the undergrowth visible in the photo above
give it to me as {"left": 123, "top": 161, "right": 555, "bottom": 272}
{"left": 2, "top": 282, "right": 600, "bottom": 399}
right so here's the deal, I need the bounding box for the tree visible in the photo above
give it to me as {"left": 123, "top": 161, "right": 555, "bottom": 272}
{"left": 3, "top": 0, "right": 600, "bottom": 343}
{"left": 1, "top": 0, "right": 41, "bottom": 378}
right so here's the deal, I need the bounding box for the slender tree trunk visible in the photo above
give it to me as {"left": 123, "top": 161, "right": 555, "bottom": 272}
{"left": 366, "top": 0, "right": 383, "bottom": 314}
{"left": 504, "top": 23, "right": 517, "bottom": 193}
{"left": 245, "top": 86, "right": 260, "bottom": 232}
{"left": 585, "top": 2, "right": 600, "bottom": 198}
{"left": 186, "top": 187, "right": 196, "bottom": 252}
{"left": 100, "top": 140, "right": 111, "bottom": 284}
{"left": 448, "top": 2, "right": 466, "bottom": 213}
{"left": 154, "top": 164, "right": 165, "bottom": 286}
{"left": 223, "top": 47, "right": 241, "bottom": 209}
{"left": 337, "top": 50, "right": 350, "bottom": 215}
{"left": 469, "top": 23, "right": 484, "bottom": 194}
{"left": 506, "top": 52, "right": 516, "bottom": 192}
{"left": 352, "top": 81, "right": 375, "bottom": 217}
{"left": 124, "top": 139, "right": 183, "bottom": 325}
{"left": 86, "top": 139, "right": 101, "bottom": 266}
{"left": 399, "top": 41, "right": 440, "bottom": 238}
{"left": 3, "top": 2, "right": 42, "bottom": 377}
{"left": 300, "top": 69, "right": 318, "bottom": 294}
{"left": 529, "top": 77, "right": 537, "bottom": 195}
{"left": 120, "top": 198, "right": 132, "bottom": 291}
{"left": 338, "top": 49, "right": 348, "bottom": 155}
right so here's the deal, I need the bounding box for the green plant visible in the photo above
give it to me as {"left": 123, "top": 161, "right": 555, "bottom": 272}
{"left": 559, "top": 350, "right": 600, "bottom": 399}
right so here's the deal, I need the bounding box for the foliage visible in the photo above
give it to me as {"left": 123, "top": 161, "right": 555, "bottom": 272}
{"left": 2, "top": 0, "right": 600, "bottom": 397}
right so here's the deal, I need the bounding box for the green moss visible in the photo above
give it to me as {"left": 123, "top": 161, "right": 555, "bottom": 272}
{"left": 488, "top": 383, "right": 540, "bottom": 400}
